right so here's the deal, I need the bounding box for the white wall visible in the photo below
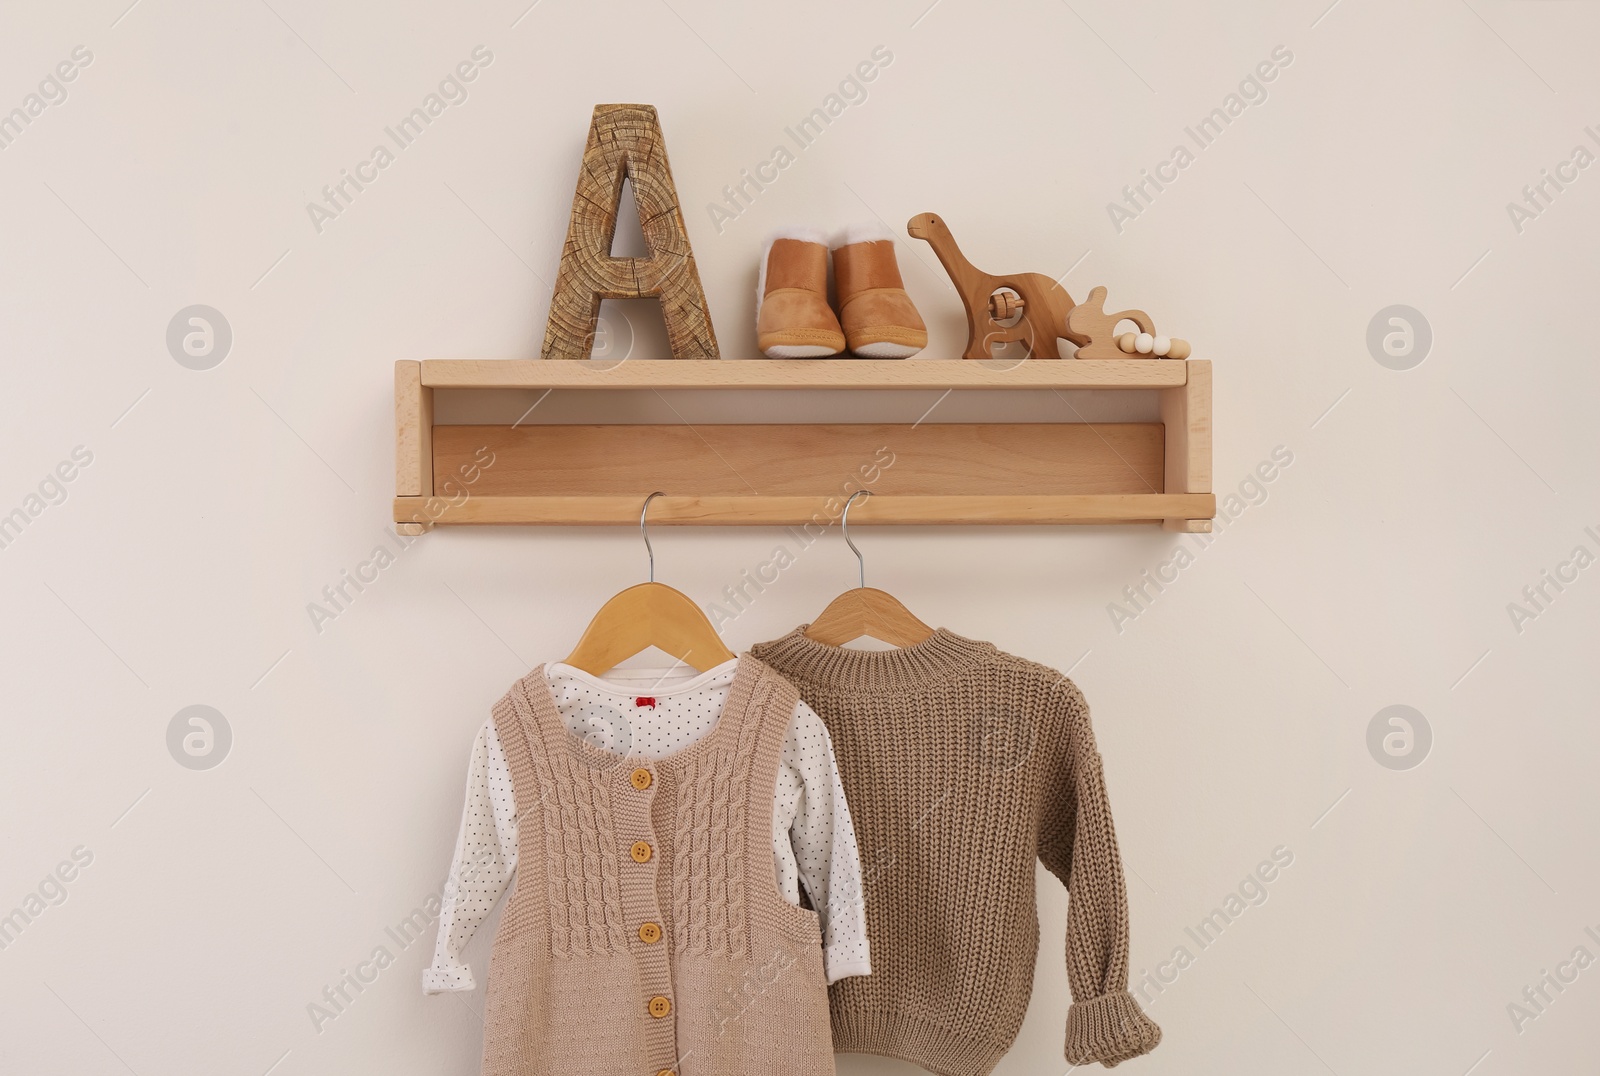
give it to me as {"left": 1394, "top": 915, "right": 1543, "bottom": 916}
{"left": 2, "top": 1, "right": 1597, "bottom": 1073}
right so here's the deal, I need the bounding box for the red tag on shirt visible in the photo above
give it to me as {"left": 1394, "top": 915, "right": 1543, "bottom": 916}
{"left": 635, "top": 696, "right": 656, "bottom": 708}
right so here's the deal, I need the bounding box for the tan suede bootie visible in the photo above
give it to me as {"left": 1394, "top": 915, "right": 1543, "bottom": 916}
{"left": 757, "top": 229, "right": 846, "bottom": 358}
{"left": 832, "top": 225, "right": 927, "bottom": 358}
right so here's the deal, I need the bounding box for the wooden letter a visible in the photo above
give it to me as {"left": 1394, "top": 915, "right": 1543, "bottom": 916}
{"left": 541, "top": 104, "right": 719, "bottom": 360}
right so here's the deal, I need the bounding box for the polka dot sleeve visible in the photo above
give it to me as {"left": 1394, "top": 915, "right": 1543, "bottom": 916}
{"left": 422, "top": 719, "right": 517, "bottom": 994}
{"left": 779, "top": 702, "right": 872, "bottom": 983}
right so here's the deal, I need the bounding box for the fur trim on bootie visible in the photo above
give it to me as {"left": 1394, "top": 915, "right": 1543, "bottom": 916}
{"left": 830, "top": 221, "right": 898, "bottom": 250}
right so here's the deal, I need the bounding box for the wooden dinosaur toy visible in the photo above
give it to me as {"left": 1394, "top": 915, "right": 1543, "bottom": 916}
{"left": 907, "top": 212, "right": 1080, "bottom": 359}
{"left": 907, "top": 212, "right": 1190, "bottom": 360}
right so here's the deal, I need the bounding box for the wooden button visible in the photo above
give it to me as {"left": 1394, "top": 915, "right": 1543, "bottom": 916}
{"left": 630, "top": 767, "right": 652, "bottom": 790}
{"left": 655, "top": 1069, "right": 676, "bottom": 1076}
{"left": 638, "top": 922, "right": 662, "bottom": 944}
{"left": 647, "top": 995, "right": 671, "bottom": 1018}
{"left": 630, "top": 841, "right": 653, "bottom": 863}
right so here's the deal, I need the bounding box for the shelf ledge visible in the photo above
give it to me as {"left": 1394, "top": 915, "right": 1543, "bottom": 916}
{"left": 417, "top": 358, "right": 1188, "bottom": 390}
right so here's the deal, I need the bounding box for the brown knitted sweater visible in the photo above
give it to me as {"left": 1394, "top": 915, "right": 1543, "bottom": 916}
{"left": 751, "top": 628, "right": 1161, "bottom": 1074}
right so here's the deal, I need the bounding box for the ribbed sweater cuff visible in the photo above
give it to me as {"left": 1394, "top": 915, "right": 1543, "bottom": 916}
{"left": 1064, "top": 991, "right": 1162, "bottom": 1067}
{"left": 831, "top": 1008, "right": 1011, "bottom": 1076}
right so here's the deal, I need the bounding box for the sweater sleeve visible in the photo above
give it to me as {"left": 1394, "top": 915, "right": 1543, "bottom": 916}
{"left": 423, "top": 719, "right": 518, "bottom": 994}
{"left": 1037, "top": 681, "right": 1161, "bottom": 1067}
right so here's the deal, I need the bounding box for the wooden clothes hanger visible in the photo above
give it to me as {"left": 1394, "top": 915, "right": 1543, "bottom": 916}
{"left": 563, "top": 492, "right": 737, "bottom": 676}
{"left": 804, "top": 490, "right": 935, "bottom": 648}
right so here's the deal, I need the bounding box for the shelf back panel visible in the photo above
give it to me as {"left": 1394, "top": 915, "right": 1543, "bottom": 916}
{"left": 433, "top": 422, "right": 1165, "bottom": 498}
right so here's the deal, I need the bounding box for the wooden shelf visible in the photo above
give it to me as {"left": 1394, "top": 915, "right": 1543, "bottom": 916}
{"left": 394, "top": 359, "right": 1213, "bottom": 532}
{"left": 419, "top": 358, "right": 1185, "bottom": 390}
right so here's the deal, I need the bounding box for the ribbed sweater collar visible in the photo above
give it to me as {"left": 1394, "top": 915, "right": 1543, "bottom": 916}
{"left": 751, "top": 627, "right": 995, "bottom": 694}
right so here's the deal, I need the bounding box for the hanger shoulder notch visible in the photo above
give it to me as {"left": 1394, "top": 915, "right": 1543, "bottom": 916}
{"left": 804, "top": 587, "right": 934, "bottom": 648}
{"left": 564, "top": 581, "right": 735, "bottom": 676}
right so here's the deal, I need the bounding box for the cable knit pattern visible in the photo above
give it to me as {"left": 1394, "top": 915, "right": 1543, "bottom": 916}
{"left": 668, "top": 666, "right": 763, "bottom": 961}
{"left": 552, "top": 749, "right": 625, "bottom": 958}
{"left": 751, "top": 628, "right": 1161, "bottom": 1074}
{"left": 671, "top": 749, "right": 751, "bottom": 958}
{"left": 480, "top": 657, "right": 837, "bottom": 1076}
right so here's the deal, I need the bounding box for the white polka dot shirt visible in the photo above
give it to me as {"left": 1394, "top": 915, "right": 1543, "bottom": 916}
{"left": 424, "top": 660, "right": 871, "bottom": 993}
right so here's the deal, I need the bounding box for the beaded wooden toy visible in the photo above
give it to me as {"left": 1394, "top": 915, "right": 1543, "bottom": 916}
{"left": 1070, "top": 286, "right": 1191, "bottom": 359}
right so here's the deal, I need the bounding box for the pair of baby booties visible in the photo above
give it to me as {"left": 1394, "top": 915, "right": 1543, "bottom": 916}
{"left": 755, "top": 225, "right": 926, "bottom": 359}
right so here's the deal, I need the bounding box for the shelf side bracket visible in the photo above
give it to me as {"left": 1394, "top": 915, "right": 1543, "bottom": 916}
{"left": 1160, "top": 359, "right": 1213, "bottom": 533}
{"left": 394, "top": 360, "right": 434, "bottom": 535}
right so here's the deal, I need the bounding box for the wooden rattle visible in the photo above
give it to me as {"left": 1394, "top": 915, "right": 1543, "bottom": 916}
{"left": 1067, "top": 286, "right": 1187, "bottom": 359}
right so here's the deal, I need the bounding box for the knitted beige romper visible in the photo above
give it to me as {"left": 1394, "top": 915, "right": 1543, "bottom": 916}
{"left": 481, "top": 655, "right": 836, "bottom": 1076}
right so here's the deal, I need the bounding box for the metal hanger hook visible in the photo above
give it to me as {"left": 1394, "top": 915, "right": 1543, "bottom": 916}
{"left": 841, "top": 489, "right": 873, "bottom": 590}
{"left": 640, "top": 491, "right": 665, "bottom": 582}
